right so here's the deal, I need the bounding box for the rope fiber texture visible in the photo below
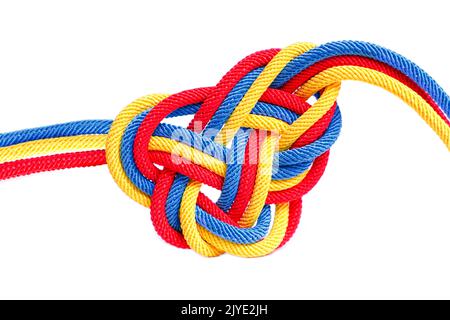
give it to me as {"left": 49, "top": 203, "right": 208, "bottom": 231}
{"left": 0, "top": 41, "right": 449, "bottom": 257}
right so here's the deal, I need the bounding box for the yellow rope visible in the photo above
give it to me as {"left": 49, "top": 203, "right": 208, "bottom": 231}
{"left": 0, "top": 135, "right": 106, "bottom": 163}
{"left": 297, "top": 66, "right": 450, "bottom": 149}
{"left": 105, "top": 94, "right": 168, "bottom": 207}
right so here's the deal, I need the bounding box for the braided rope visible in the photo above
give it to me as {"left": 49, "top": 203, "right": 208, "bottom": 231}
{"left": 0, "top": 41, "right": 449, "bottom": 257}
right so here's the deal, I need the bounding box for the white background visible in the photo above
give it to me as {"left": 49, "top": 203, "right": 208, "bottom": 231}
{"left": 0, "top": 0, "right": 449, "bottom": 299}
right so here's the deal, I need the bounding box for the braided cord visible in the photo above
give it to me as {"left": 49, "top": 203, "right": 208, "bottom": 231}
{"left": 297, "top": 66, "right": 450, "bottom": 147}
{"left": 0, "top": 41, "right": 448, "bottom": 258}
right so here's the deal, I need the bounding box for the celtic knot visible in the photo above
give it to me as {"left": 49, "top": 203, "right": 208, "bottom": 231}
{"left": 1, "top": 41, "right": 448, "bottom": 257}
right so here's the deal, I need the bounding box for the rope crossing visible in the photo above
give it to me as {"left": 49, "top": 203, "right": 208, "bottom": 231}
{"left": 0, "top": 41, "right": 449, "bottom": 257}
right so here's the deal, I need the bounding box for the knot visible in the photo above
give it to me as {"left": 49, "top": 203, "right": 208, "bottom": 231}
{"left": 105, "top": 42, "right": 342, "bottom": 257}
{"left": 0, "top": 40, "right": 448, "bottom": 257}
{"left": 104, "top": 41, "right": 450, "bottom": 257}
